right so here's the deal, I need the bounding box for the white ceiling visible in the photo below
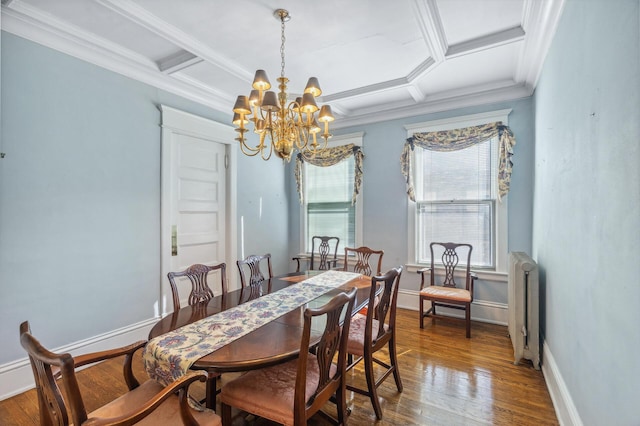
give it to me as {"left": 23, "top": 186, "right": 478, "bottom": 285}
{"left": 1, "top": 0, "right": 565, "bottom": 129}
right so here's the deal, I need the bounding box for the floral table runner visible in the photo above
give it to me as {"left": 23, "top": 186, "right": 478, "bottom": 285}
{"left": 142, "top": 270, "right": 360, "bottom": 385}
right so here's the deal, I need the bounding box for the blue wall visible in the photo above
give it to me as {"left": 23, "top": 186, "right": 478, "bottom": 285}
{"left": 0, "top": 32, "right": 290, "bottom": 364}
{"left": 533, "top": 0, "right": 639, "bottom": 424}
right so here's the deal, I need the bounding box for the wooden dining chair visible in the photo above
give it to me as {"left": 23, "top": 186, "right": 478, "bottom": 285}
{"left": 167, "top": 262, "right": 228, "bottom": 408}
{"left": 168, "top": 262, "right": 227, "bottom": 311}
{"left": 220, "top": 287, "right": 357, "bottom": 426}
{"left": 19, "top": 321, "right": 221, "bottom": 426}
{"left": 293, "top": 235, "right": 340, "bottom": 272}
{"left": 236, "top": 253, "right": 273, "bottom": 287}
{"left": 418, "top": 242, "right": 477, "bottom": 338}
{"left": 346, "top": 266, "right": 403, "bottom": 419}
{"left": 343, "top": 246, "right": 384, "bottom": 276}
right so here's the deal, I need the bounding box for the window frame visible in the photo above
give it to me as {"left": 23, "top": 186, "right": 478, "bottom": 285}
{"left": 405, "top": 109, "right": 511, "bottom": 272}
{"left": 299, "top": 132, "right": 364, "bottom": 255}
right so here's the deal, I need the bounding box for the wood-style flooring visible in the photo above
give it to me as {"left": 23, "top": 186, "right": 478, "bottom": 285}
{"left": 0, "top": 308, "right": 558, "bottom": 425}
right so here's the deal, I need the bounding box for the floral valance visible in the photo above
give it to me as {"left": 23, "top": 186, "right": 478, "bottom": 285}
{"left": 295, "top": 144, "right": 364, "bottom": 205}
{"left": 400, "top": 122, "right": 516, "bottom": 202}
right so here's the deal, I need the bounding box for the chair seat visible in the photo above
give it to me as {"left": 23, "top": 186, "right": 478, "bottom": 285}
{"left": 347, "top": 313, "right": 388, "bottom": 355}
{"left": 220, "top": 355, "right": 337, "bottom": 426}
{"left": 88, "top": 379, "right": 221, "bottom": 426}
{"left": 420, "top": 286, "right": 471, "bottom": 303}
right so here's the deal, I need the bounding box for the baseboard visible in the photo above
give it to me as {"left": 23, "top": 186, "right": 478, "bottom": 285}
{"left": 0, "top": 317, "right": 158, "bottom": 401}
{"left": 398, "top": 289, "right": 508, "bottom": 325}
{"left": 541, "top": 341, "right": 583, "bottom": 426}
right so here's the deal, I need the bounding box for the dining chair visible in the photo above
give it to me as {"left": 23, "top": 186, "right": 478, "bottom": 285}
{"left": 293, "top": 235, "right": 340, "bottom": 272}
{"left": 236, "top": 253, "right": 273, "bottom": 287}
{"left": 168, "top": 262, "right": 227, "bottom": 408}
{"left": 346, "top": 266, "right": 403, "bottom": 420}
{"left": 343, "top": 246, "right": 384, "bottom": 276}
{"left": 168, "top": 262, "right": 227, "bottom": 311}
{"left": 418, "top": 242, "right": 477, "bottom": 338}
{"left": 19, "top": 321, "right": 221, "bottom": 426}
{"left": 220, "top": 287, "right": 357, "bottom": 426}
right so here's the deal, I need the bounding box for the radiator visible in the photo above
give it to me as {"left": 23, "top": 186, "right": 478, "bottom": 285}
{"left": 508, "top": 252, "right": 540, "bottom": 369}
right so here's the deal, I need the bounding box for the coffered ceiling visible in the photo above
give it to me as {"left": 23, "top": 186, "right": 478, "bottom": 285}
{"left": 1, "top": 0, "right": 565, "bottom": 129}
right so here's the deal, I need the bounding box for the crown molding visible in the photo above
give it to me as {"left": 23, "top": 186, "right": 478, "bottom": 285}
{"left": 332, "top": 82, "right": 531, "bottom": 130}
{"left": 515, "top": 0, "right": 566, "bottom": 87}
{"left": 412, "top": 0, "right": 447, "bottom": 62}
{"left": 1, "top": 4, "right": 231, "bottom": 112}
{"left": 95, "top": 0, "right": 252, "bottom": 81}
{"left": 446, "top": 26, "right": 525, "bottom": 59}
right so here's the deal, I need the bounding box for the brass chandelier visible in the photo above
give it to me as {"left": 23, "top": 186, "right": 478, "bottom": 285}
{"left": 232, "top": 9, "right": 334, "bottom": 162}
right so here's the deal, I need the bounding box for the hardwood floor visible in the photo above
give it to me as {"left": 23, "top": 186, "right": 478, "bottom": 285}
{"left": 0, "top": 308, "right": 558, "bottom": 425}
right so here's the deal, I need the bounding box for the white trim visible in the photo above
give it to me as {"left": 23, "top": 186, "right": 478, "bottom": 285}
{"left": 542, "top": 341, "right": 584, "bottom": 426}
{"left": 0, "top": 318, "right": 157, "bottom": 401}
{"left": 397, "top": 289, "right": 508, "bottom": 326}
{"left": 405, "top": 109, "right": 511, "bottom": 273}
{"left": 404, "top": 109, "right": 513, "bottom": 133}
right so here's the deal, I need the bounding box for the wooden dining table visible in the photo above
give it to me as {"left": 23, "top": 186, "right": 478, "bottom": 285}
{"left": 148, "top": 270, "right": 374, "bottom": 376}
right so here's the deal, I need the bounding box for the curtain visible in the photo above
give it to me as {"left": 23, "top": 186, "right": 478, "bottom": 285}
{"left": 400, "top": 122, "right": 516, "bottom": 202}
{"left": 295, "top": 144, "right": 364, "bottom": 205}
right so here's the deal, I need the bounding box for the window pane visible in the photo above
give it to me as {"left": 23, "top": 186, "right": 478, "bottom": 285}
{"left": 307, "top": 202, "right": 354, "bottom": 252}
{"left": 415, "top": 140, "right": 492, "bottom": 201}
{"left": 417, "top": 202, "right": 493, "bottom": 267}
{"left": 306, "top": 158, "right": 354, "bottom": 203}
{"left": 304, "top": 156, "right": 356, "bottom": 252}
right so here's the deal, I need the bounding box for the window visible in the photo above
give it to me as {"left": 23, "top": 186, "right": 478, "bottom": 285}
{"left": 300, "top": 133, "right": 363, "bottom": 254}
{"left": 407, "top": 110, "right": 510, "bottom": 271}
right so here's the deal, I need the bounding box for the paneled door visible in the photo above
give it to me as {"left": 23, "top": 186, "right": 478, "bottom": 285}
{"left": 160, "top": 106, "right": 237, "bottom": 315}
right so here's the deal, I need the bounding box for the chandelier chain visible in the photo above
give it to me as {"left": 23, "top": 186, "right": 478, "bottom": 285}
{"left": 280, "top": 15, "right": 286, "bottom": 78}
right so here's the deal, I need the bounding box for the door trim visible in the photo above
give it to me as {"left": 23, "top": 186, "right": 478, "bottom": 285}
{"left": 159, "top": 105, "right": 237, "bottom": 316}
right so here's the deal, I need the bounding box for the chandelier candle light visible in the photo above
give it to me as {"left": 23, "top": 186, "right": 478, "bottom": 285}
{"left": 232, "top": 9, "right": 334, "bottom": 162}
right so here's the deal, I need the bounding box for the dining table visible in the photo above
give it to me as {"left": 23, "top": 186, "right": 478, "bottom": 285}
{"left": 145, "top": 270, "right": 375, "bottom": 407}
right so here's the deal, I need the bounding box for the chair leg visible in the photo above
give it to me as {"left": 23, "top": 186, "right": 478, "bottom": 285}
{"left": 335, "top": 387, "right": 347, "bottom": 425}
{"left": 465, "top": 305, "right": 471, "bottom": 338}
{"left": 419, "top": 296, "right": 424, "bottom": 329}
{"left": 205, "top": 374, "right": 217, "bottom": 409}
{"left": 364, "top": 352, "right": 383, "bottom": 420}
{"left": 388, "top": 336, "right": 403, "bottom": 392}
{"left": 221, "top": 401, "right": 232, "bottom": 426}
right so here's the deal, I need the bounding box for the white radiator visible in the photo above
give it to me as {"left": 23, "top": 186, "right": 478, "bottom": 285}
{"left": 508, "top": 252, "right": 540, "bottom": 369}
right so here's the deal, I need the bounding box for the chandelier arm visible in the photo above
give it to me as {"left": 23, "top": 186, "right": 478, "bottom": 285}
{"left": 239, "top": 141, "right": 262, "bottom": 157}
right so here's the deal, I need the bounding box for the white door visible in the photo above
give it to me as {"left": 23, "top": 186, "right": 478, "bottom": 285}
{"left": 160, "top": 106, "right": 237, "bottom": 315}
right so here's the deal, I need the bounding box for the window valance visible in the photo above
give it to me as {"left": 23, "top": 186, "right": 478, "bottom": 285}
{"left": 295, "top": 144, "right": 364, "bottom": 204}
{"left": 400, "top": 122, "right": 516, "bottom": 202}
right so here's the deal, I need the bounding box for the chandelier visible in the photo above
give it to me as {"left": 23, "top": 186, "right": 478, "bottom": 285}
{"left": 232, "top": 9, "right": 334, "bottom": 162}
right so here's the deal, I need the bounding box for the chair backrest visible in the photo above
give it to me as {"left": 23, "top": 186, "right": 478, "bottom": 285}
{"left": 429, "top": 242, "right": 473, "bottom": 289}
{"left": 310, "top": 236, "right": 340, "bottom": 270}
{"left": 167, "top": 262, "right": 227, "bottom": 311}
{"left": 343, "top": 246, "right": 384, "bottom": 276}
{"left": 366, "top": 267, "right": 402, "bottom": 346}
{"left": 295, "top": 287, "right": 356, "bottom": 424}
{"left": 20, "top": 321, "right": 88, "bottom": 426}
{"left": 236, "top": 253, "right": 273, "bottom": 287}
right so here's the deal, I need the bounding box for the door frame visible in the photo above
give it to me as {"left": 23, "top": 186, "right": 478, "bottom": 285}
{"left": 159, "top": 105, "right": 237, "bottom": 316}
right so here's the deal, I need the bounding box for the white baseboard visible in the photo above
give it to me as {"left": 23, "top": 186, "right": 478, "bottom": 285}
{"left": 398, "top": 289, "right": 508, "bottom": 325}
{"left": 1, "top": 317, "right": 158, "bottom": 401}
{"left": 541, "top": 341, "right": 583, "bottom": 426}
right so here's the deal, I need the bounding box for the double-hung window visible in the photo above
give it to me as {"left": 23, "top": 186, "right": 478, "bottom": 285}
{"left": 407, "top": 110, "right": 510, "bottom": 271}
{"left": 299, "top": 133, "right": 363, "bottom": 254}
